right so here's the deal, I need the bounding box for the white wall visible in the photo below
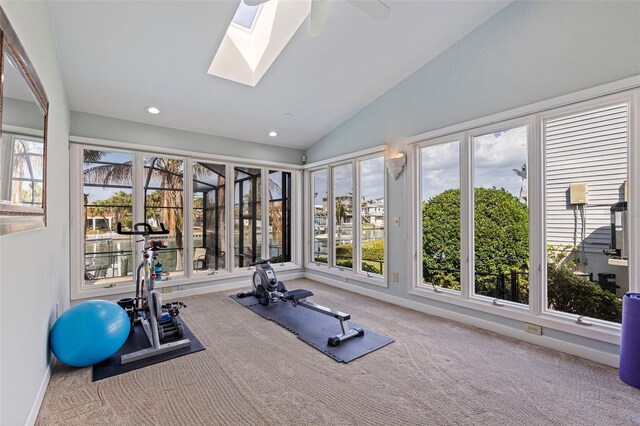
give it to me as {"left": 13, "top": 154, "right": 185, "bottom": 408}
{"left": 304, "top": 1, "right": 640, "bottom": 361}
{"left": 0, "top": 1, "right": 70, "bottom": 424}
{"left": 307, "top": 1, "right": 640, "bottom": 162}
{"left": 71, "top": 111, "right": 304, "bottom": 165}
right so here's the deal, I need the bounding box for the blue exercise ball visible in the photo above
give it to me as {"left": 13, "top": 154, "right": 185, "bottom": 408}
{"left": 50, "top": 300, "right": 130, "bottom": 367}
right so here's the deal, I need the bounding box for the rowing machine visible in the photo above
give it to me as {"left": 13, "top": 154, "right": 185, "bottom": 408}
{"left": 237, "top": 258, "right": 364, "bottom": 346}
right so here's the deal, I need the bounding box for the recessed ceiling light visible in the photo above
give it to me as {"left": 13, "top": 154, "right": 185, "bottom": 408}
{"left": 145, "top": 106, "right": 160, "bottom": 115}
{"left": 269, "top": 131, "right": 278, "bottom": 137}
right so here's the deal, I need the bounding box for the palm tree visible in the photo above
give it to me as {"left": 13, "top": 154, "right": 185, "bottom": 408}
{"left": 83, "top": 152, "right": 185, "bottom": 271}
{"left": 512, "top": 163, "right": 527, "bottom": 202}
{"left": 335, "top": 200, "right": 347, "bottom": 225}
{"left": 144, "top": 157, "right": 184, "bottom": 270}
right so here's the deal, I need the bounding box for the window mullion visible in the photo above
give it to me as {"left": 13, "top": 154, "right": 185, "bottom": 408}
{"left": 460, "top": 132, "right": 472, "bottom": 300}
{"left": 302, "top": 171, "right": 310, "bottom": 266}
{"left": 327, "top": 166, "right": 334, "bottom": 268}
{"left": 529, "top": 115, "right": 543, "bottom": 316}
{"left": 262, "top": 168, "right": 269, "bottom": 262}
{"left": 293, "top": 170, "right": 302, "bottom": 266}
{"left": 630, "top": 93, "right": 640, "bottom": 293}
{"left": 184, "top": 158, "right": 194, "bottom": 278}
{"left": 227, "top": 163, "right": 234, "bottom": 273}
{"left": 70, "top": 144, "right": 84, "bottom": 295}
{"left": 133, "top": 152, "right": 145, "bottom": 272}
{"left": 354, "top": 159, "right": 361, "bottom": 274}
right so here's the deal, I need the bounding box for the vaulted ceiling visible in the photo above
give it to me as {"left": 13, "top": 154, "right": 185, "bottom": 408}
{"left": 48, "top": 0, "right": 510, "bottom": 149}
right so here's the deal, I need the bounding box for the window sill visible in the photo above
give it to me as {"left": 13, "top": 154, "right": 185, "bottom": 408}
{"left": 408, "top": 285, "right": 620, "bottom": 345}
{"left": 72, "top": 263, "right": 302, "bottom": 300}
{"left": 305, "top": 262, "right": 387, "bottom": 288}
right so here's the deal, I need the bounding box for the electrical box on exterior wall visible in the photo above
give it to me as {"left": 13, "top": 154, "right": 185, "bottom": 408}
{"left": 570, "top": 183, "right": 588, "bottom": 205}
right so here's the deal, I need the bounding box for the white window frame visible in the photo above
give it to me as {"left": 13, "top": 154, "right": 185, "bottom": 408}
{"left": 356, "top": 152, "right": 387, "bottom": 279}
{"left": 466, "top": 118, "right": 533, "bottom": 309}
{"left": 406, "top": 81, "right": 639, "bottom": 345}
{"left": 304, "top": 146, "right": 387, "bottom": 287}
{"left": 537, "top": 91, "right": 638, "bottom": 330}
{"left": 308, "top": 166, "right": 330, "bottom": 267}
{"left": 70, "top": 137, "right": 302, "bottom": 301}
{"left": 331, "top": 160, "right": 355, "bottom": 271}
{"left": 414, "top": 135, "right": 464, "bottom": 297}
{"left": 190, "top": 160, "right": 230, "bottom": 277}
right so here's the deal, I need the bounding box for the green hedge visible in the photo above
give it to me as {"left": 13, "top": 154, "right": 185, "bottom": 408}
{"left": 422, "top": 187, "right": 529, "bottom": 292}
{"left": 547, "top": 264, "right": 622, "bottom": 323}
{"left": 317, "top": 240, "right": 384, "bottom": 274}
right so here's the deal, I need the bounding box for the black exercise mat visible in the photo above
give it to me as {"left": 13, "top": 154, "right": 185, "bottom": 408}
{"left": 92, "top": 317, "right": 205, "bottom": 381}
{"left": 230, "top": 293, "right": 394, "bottom": 363}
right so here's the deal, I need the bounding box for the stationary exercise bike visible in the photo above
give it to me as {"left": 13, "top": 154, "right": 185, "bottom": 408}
{"left": 117, "top": 222, "right": 191, "bottom": 364}
{"left": 237, "top": 258, "right": 364, "bottom": 346}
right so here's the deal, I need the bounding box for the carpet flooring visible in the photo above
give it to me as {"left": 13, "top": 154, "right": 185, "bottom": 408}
{"left": 36, "top": 279, "right": 640, "bottom": 425}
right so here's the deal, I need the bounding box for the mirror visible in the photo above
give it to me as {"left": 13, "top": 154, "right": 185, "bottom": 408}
{"left": 0, "top": 7, "right": 49, "bottom": 235}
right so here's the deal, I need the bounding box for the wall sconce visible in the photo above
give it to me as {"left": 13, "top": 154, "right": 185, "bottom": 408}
{"left": 387, "top": 152, "right": 406, "bottom": 180}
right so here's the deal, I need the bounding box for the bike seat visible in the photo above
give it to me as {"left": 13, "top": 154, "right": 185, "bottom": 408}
{"left": 282, "top": 289, "right": 313, "bottom": 302}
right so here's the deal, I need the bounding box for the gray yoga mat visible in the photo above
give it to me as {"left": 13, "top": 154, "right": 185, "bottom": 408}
{"left": 92, "top": 316, "right": 205, "bottom": 381}
{"left": 231, "top": 293, "right": 394, "bottom": 363}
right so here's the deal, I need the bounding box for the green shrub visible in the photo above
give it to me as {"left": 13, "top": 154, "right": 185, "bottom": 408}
{"left": 321, "top": 240, "right": 385, "bottom": 274}
{"left": 422, "top": 188, "right": 529, "bottom": 293}
{"left": 547, "top": 263, "right": 622, "bottom": 323}
{"left": 362, "top": 239, "right": 384, "bottom": 262}
{"left": 335, "top": 244, "right": 352, "bottom": 259}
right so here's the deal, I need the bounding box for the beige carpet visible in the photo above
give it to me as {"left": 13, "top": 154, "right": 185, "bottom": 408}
{"left": 37, "top": 279, "right": 640, "bottom": 425}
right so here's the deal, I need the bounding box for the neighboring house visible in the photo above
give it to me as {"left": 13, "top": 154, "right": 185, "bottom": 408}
{"left": 545, "top": 102, "right": 628, "bottom": 293}
{"left": 85, "top": 214, "right": 114, "bottom": 232}
{"left": 362, "top": 197, "right": 385, "bottom": 227}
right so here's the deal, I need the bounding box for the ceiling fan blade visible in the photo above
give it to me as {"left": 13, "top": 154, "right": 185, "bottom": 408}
{"left": 346, "top": 0, "right": 391, "bottom": 21}
{"left": 243, "top": 0, "right": 270, "bottom": 6}
{"left": 308, "top": 0, "right": 329, "bottom": 37}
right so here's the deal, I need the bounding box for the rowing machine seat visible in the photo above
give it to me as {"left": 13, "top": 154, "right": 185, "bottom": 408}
{"left": 283, "top": 289, "right": 313, "bottom": 302}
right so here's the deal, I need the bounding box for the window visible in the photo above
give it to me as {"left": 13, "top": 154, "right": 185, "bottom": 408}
{"left": 144, "top": 156, "right": 185, "bottom": 277}
{"left": 72, "top": 144, "right": 300, "bottom": 299}
{"left": 410, "top": 87, "right": 638, "bottom": 343}
{"left": 359, "top": 156, "right": 385, "bottom": 276}
{"left": 420, "top": 141, "right": 461, "bottom": 291}
{"left": 311, "top": 169, "right": 328, "bottom": 264}
{"left": 333, "top": 163, "right": 354, "bottom": 269}
{"left": 231, "top": 1, "right": 262, "bottom": 31}
{"left": 82, "top": 149, "right": 134, "bottom": 286}
{"left": 193, "top": 162, "right": 226, "bottom": 272}
{"left": 306, "top": 152, "right": 386, "bottom": 283}
{"left": 234, "top": 166, "right": 262, "bottom": 267}
{"left": 9, "top": 136, "right": 43, "bottom": 206}
{"left": 268, "top": 170, "right": 291, "bottom": 263}
{"left": 473, "top": 126, "right": 529, "bottom": 305}
{"left": 544, "top": 102, "right": 629, "bottom": 324}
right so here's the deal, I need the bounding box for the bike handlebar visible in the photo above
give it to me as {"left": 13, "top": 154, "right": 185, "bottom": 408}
{"left": 116, "top": 222, "right": 170, "bottom": 236}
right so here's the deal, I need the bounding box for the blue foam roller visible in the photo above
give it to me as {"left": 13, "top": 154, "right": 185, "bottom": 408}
{"left": 50, "top": 300, "right": 130, "bottom": 367}
{"left": 620, "top": 293, "right": 640, "bottom": 388}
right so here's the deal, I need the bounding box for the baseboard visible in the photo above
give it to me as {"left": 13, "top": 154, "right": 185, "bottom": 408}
{"left": 26, "top": 363, "right": 52, "bottom": 426}
{"left": 304, "top": 272, "right": 620, "bottom": 368}
{"left": 163, "top": 271, "right": 305, "bottom": 300}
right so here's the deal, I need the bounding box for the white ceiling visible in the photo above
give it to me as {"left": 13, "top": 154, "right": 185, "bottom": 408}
{"left": 48, "top": 0, "right": 510, "bottom": 149}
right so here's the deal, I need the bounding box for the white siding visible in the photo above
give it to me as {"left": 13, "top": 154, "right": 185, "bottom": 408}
{"left": 545, "top": 103, "right": 628, "bottom": 254}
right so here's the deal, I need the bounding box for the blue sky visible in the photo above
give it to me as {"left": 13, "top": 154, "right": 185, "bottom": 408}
{"left": 421, "top": 126, "right": 528, "bottom": 202}
{"left": 83, "top": 150, "right": 133, "bottom": 204}
{"left": 313, "top": 156, "right": 385, "bottom": 206}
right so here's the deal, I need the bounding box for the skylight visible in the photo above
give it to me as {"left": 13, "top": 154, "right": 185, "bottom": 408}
{"left": 208, "top": 0, "right": 311, "bottom": 87}
{"left": 231, "top": 1, "right": 261, "bottom": 31}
